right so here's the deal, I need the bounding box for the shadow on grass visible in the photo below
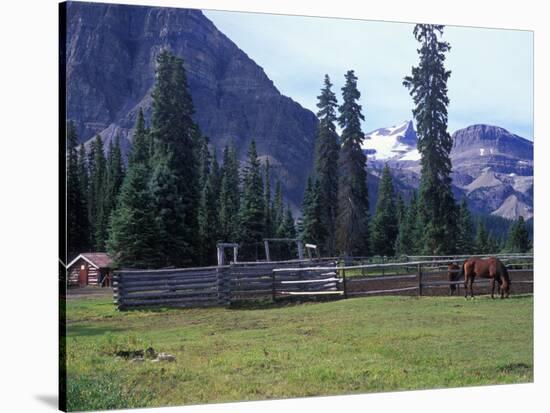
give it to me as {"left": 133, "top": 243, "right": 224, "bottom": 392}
{"left": 228, "top": 296, "right": 341, "bottom": 311}
{"left": 67, "top": 324, "right": 124, "bottom": 337}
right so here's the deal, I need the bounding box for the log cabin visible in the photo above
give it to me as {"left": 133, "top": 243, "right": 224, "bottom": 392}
{"left": 67, "top": 253, "right": 113, "bottom": 288}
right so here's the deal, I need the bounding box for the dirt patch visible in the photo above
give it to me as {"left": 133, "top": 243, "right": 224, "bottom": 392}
{"left": 66, "top": 286, "right": 114, "bottom": 299}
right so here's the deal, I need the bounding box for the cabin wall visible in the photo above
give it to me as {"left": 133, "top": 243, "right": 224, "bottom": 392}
{"left": 67, "top": 258, "right": 106, "bottom": 287}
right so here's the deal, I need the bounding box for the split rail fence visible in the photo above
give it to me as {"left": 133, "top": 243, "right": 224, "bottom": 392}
{"left": 113, "top": 254, "right": 533, "bottom": 310}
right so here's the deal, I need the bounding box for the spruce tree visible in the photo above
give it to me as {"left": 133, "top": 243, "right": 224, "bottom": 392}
{"left": 314, "top": 74, "right": 340, "bottom": 255}
{"left": 104, "top": 135, "right": 124, "bottom": 231}
{"left": 77, "top": 141, "right": 91, "bottom": 252}
{"left": 219, "top": 143, "right": 241, "bottom": 242}
{"left": 149, "top": 50, "right": 200, "bottom": 266}
{"left": 506, "top": 216, "right": 531, "bottom": 253}
{"left": 239, "top": 140, "right": 265, "bottom": 257}
{"left": 403, "top": 25, "right": 457, "bottom": 255}
{"left": 67, "top": 121, "right": 88, "bottom": 255}
{"left": 108, "top": 114, "right": 160, "bottom": 268}
{"left": 107, "top": 163, "right": 161, "bottom": 268}
{"left": 370, "top": 164, "right": 398, "bottom": 257}
{"left": 89, "top": 135, "right": 107, "bottom": 250}
{"left": 300, "top": 178, "right": 324, "bottom": 246}
{"left": 263, "top": 159, "right": 273, "bottom": 238}
{"left": 273, "top": 181, "right": 284, "bottom": 232}
{"left": 336, "top": 70, "right": 369, "bottom": 256}
{"left": 474, "top": 221, "right": 489, "bottom": 254}
{"left": 129, "top": 107, "right": 151, "bottom": 167}
{"left": 456, "top": 199, "right": 474, "bottom": 254}
{"left": 279, "top": 205, "right": 296, "bottom": 238}
{"left": 198, "top": 152, "right": 221, "bottom": 265}
{"left": 395, "top": 191, "right": 419, "bottom": 256}
{"left": 396, "top": 193, "right": 406, "bottom": 227}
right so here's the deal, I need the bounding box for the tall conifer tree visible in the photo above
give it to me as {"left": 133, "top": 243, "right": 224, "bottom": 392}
{"left": 67, "top": 121, "right": 88, "bottom": 255}
{"left": 239, "top": 140, "right": 265, "bottom": 257}
{"left": 149, "top": 50, "right": 201, "bottom": 266}
{"left": 108, "top": 113, "right": 160, "bottom": 267}
{"left": 129, "top": 107, "right": 151, "bottom": 167}
{"left": 219, "top": 143, "right": 241, "bottom": 242}
{"left": 263, "top": 159, "right": 273, "bottom": 238}
{"left": 403, "top": 25, "right": 457, "bottom": 254}
{"left": 104, "top": 135, "right": 124, "bottom": 229}
{"left": 506, "top": 216, "right": 531, "bottom": 253}
{"left": 395, "top": 191, "right": 419, "bottom": 256}
{"left": 474, "top": 221, "right": 489, "bottom": 254}
{"left": 314, "top": 74, "right": 340, "bottom": 255}
{"left": 107, "top": 163, "right": 161, "bottom": 268}
{"left": 370, "top": 164, "right": 398, "bottom": 257}
{"left": 89, "top": 135, "right": 107, "bottom": 250}
{"left": 336, "top": 70, "right": 369, "bottom": 256}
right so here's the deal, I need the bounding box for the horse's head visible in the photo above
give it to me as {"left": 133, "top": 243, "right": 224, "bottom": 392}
{"left": 448, "top": 262, "right": 460, "bottom": 295}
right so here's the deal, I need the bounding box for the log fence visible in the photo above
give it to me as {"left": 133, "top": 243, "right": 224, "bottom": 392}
{"left": 113, "top": 255, "right": 533, "bottom": 310}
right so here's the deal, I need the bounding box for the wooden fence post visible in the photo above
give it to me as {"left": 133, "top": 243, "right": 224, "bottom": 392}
{"left": 271, "top": 269, "right": 277, "bottom": 302}
{"left": 417, "top": 264, "right": 423, "bottom": 296}
{"left": 217, "top": 266, "right": 230, "bottom": 307}
{"left": 342, "top": 268, "right": 348, "bottom": 299}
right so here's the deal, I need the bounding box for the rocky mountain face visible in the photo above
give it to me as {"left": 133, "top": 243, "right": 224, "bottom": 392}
{"left": 365, "top": 123, "right": 533, "bottom": 220}
{"left": 65, "top": 1, "right": 318, "bottom": 206}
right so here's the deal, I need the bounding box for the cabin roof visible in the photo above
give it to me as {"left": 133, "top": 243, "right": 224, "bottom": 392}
{"left": 67, "top": 253, "right": 113, "bottom": 269}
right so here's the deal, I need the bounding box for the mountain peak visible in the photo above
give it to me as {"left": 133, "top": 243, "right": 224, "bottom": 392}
{"left": 362, "top": 120, "right": 419, "bottom": 161}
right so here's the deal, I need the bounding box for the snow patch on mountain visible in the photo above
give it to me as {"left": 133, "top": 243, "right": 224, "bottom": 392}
{"left": 362, "top": 120, "right": 419, "bottom": 161}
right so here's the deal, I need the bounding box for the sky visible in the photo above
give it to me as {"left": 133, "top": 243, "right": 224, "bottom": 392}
{"left": 204, "top": 9, "right": 534, "bottom": 140}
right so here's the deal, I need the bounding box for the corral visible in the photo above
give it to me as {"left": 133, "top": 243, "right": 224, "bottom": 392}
{"left": 112, "top": 254, "right": 533, "bottom": 310}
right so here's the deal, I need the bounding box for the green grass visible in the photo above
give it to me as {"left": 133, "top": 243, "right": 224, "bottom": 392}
{"left": 65, "top": 294, "right": 533, "bottom": 411}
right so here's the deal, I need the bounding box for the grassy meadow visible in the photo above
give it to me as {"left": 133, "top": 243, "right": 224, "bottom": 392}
{"left": 64, "top": 294, "right": 533, "bottom": 411}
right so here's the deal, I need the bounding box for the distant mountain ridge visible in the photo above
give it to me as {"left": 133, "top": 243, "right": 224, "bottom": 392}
{"left": 65, "top": 1, "right": 318, "bottom": 207}
{"left": 365, "top": 122, "right": 533, "bottom": 220}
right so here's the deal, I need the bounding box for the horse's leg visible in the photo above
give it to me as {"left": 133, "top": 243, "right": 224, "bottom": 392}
{"left": 490, "top": 278, "right": 495, "bottom": 299}
{"left": 464, "top": 276, "right": 469, "bottom": 299}
{"left": 470, "top": 276, "right": 475, "bottom": 299}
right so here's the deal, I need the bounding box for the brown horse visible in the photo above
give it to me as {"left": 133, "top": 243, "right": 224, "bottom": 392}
{"left": 448, "top": 263, "right": 460, "bottom": 295}
{"left": 458, "top": 257, "right": 511, "bottom": 299}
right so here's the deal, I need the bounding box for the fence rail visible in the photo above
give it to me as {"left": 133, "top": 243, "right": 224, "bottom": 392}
{"left": 113, "top": 255, "right": 533, "bottom": 310}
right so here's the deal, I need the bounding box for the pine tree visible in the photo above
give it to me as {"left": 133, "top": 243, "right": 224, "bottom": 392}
{"left": 278, "top": 205, "right": 296, "bottom": 239}
{"left": 475, "top": 221, "right": 489, "bottom": 254}
{"left": 263, "top": 159, "right": 273, "bottom": 238}
{"left": 76, "top": 142, "right": 91, "bottom": 251}
{"left": 107, "top": 163, "right": 161, "bottom": 268}
{"left": 239, "top": 140, "right": 265, "bottom": 258}
{"left": 395, "top": 193, "right": 406, "bottom": 227}
{"left": 218, "top": 143, "right": 241, "bottom": 242}
{"left": 314, "top": 74, "right": 340, "bottom": 255}
{"left": 403, "top": 24, "right": 457, "bottom": 255}
{"left": 149, "top": 49, "right": 201, "bottom": 266}
{"left": 104, "top": 135, "right": 124, "bottom": 231}
{"left": 370, "top": 164, "right": 398, "bottom": 257}
{"left": 456, "top": 198, "right": 474, "bottom": 254}
{"left": 129, "top": 107, "right": 151, "bottom": 167}
{"left": 107, "top": 114, "right": 159, "bottom": 268}
{"left": 67, "top": 121, "right": 88, "bottom": 255}
{"left": 336, "top": 70, "right": 369, "bottom": 256}
{"left": 273, "top": 181, "right": 284, "bottom": 232}
{"left": 88, "top": 135, "right": 107, "bottom": 250}
{"left": 395, "top": 191, "right": 419, "bottom": 256}
{"left": 199, "top": 153, "right": 222, "bottom": 265}
{"left": 300, "top": 178, "right": 325, "bottom": 246}
{"left": 506, "top": 216, "right": 531, "bottom": 253}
